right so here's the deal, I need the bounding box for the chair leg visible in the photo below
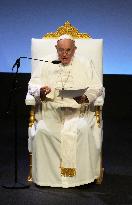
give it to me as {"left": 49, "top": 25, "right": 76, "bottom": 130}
{"left": 27, "top": 105, "right": 35, "bottom": 182}
{"left": 95, "top": 152, "right": 104, "bottom": 184}
{"left": 27, "top": 152, "right": 33, "bottom": 182}
{"left": 95, "top": 167, "right": 104, "bottom": 184}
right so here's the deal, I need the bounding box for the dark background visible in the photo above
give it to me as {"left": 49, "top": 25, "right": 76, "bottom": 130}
{"left": 0, "top": 73, "right": 131, "bottom": 119}
{"left": 0, "top": 73, "right": 132, "bottom": 204}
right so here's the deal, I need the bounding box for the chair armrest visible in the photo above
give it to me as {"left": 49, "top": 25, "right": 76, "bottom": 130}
{"left": 94, "top": 87, "right": 105, "bottom": 106}
{"left": 25, "top": 94, "right": 35, "bottom": 106}
{"left": 94, "top": 95, "right": 104, "bottom": 106}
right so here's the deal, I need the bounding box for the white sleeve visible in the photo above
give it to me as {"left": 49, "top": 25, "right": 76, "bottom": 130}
{"left": 27, "top": 62, "right": 48, "bottom": 102}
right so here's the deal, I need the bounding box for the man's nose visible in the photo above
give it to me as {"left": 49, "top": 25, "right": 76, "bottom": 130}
{"left": 62, "top": 52, "right": 67, "bottom": 57}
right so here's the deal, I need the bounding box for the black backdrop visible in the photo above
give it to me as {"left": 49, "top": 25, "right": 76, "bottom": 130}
{"left": 0, "top": 73, "right": 132, "bottom": 205}
{"left": 0, "top": 73, "right": 132, "bottom": 119}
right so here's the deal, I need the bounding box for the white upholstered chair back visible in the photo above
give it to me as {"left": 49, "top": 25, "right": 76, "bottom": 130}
{"left": 31, "top": 38, "right": 103, "bottom": 82}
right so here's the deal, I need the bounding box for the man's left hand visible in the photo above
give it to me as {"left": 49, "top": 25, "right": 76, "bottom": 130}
{"left": 73, "top": 95, "right": 89, "bottom": 104}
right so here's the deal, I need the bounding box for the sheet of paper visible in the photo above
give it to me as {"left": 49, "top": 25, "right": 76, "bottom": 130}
{"left": 58, "top": 87, "right": 89, "bottom": 98}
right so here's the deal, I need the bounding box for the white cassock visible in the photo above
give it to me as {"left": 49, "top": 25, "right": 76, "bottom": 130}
{"left": 27, "top": 55, "right": 103, "bottom": 188}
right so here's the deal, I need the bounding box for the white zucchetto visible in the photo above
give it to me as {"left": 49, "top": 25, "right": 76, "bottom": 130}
{"left": 57, "top": 34, "right": 74, "bottom": 41}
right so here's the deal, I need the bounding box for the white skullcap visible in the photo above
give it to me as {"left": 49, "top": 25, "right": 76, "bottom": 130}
{"left": 57, "top": 34, "right": 74, "bottom": 41}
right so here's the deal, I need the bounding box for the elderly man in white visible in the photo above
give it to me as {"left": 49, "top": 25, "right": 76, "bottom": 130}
{"left": 28, "top": 34, "right": 103, "bottom": 188}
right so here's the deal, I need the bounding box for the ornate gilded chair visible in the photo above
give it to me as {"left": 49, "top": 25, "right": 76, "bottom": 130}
{"left": 25, "top": 21, "right": 104, "bottom": 184}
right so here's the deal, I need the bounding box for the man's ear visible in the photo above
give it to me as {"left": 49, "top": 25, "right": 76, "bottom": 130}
{"left": 73, "top": 46, "right": 77, "bottom": 53}
{"left": 55, "top": 45, "right": 57, "bottom": 50}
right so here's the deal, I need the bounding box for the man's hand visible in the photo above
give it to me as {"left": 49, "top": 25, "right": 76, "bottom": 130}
{"left": 40, "top": 86, "right": 51, "bottom": 101}
{"left": 73, "top": 95, "right": 89, "bottom": 104}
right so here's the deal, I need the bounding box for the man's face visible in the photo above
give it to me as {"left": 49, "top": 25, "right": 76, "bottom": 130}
{"left": 56, "top": 39, "right": 76, "bottom": 65}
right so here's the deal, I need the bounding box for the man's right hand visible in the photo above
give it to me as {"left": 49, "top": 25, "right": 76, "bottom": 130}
{"left": 40, "top": 86, "right": 51, "bottom": 101}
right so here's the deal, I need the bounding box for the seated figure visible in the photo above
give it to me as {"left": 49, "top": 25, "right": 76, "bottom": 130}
{"left": 27, "top": 34, "right": 103, "bottom": 188}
